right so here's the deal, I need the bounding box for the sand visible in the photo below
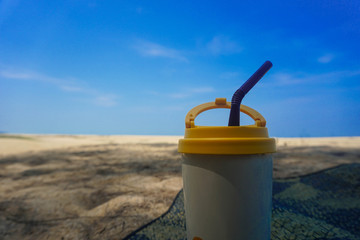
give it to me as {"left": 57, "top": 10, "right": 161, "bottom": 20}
{"left": 0, "top": 134, "right": 359, "bottom": 239}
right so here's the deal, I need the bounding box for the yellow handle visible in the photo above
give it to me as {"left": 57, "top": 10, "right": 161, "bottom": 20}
{"left": 185, "top": 98, "right": 266, "bottom": 128}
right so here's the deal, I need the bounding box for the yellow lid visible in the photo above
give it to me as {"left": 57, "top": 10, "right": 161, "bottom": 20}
{"left": 178, "top": 98, "right": 276, "bottom": 155}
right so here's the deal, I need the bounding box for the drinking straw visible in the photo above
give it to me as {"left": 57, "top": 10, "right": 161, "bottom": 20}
{"left": 228, "top": 61, "right": 273, "bottom": 126}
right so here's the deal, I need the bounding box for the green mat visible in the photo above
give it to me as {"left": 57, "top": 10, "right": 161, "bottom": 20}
{"left": 125, "top": 164, "right": 360, "bottom": 240}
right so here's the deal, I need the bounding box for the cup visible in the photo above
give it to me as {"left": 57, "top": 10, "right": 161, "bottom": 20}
{"left": 178, "top": 97, "right": 276, "bottom": 240}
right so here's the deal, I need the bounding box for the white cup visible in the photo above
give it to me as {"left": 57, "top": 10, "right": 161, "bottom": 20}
{"left": 178, "top": 98, "right": 276, "bottom": 240}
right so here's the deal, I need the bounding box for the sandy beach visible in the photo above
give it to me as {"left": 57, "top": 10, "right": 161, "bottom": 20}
{"left": 0, "top": 134, "right": 359, "bottom": 239}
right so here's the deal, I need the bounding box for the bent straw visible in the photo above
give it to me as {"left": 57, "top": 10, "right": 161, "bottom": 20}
{"left": 228, "top": 61, "right": 273, "bottom": 126}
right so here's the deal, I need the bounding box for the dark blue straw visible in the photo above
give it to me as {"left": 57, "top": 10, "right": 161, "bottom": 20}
{"left": 228, "top": 61, "right": 273, "bottom": 126}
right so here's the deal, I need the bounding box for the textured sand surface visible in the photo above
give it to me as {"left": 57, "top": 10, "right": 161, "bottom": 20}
{"left": 0, "top": 134, "right": 359, "bottom": 239}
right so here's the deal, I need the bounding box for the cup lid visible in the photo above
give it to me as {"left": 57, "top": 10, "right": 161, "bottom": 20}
{"left": 178, "top": 98, "right": 276, "bottom": 155}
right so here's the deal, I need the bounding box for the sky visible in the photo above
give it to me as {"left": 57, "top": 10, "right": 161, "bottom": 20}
{"left": 1, "top": 0, "right": 360, "bottom": 137}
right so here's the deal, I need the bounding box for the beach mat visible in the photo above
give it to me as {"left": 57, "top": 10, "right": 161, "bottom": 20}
{"left": 125, "top": 164, "right": 360, "bottom": 240}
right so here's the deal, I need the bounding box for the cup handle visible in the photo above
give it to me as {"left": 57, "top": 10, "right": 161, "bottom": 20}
{"left": 185, "top": 98, "right": 266, "bottom": 128}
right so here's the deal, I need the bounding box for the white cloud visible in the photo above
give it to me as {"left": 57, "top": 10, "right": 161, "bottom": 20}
{"left": 0, "top": 68, "right": 118, "bottom": 107}
{"left": 318, "top": 54, "right": 335, "bottom": 63}
{"left": 0, "top": 70, "right": 53, "bottom": 82}
{"left": 167, "top": 93, "right": 189, "bottom": 99}
{"left": 270, "top": 70, "right": 360, "bottom": 86}
{"left": 134, "top": 40, "right": 188, "bottom": 62}
{"left": 206, "top": 35, "right": 242, "bottom": 55}
{"left": 270, "top": 72, "right": 304, "bottom": 85}
{"left": 94, "top": 95, "right": 118, "bottom": 107}
{"left": 0, "top": 69, "right": 80, "bottom": 88}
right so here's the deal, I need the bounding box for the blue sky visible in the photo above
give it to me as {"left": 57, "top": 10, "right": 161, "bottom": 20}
{"left": 1, "top": 0, "right": 360, "bottom": 137}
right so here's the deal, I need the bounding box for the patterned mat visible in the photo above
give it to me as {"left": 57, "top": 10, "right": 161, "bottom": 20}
{"left": 125, "top": 164, "right": 360, "bottom": 240}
